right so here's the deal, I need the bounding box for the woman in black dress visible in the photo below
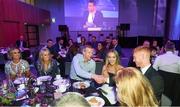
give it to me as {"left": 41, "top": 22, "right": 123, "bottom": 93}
{"left": 101, "top": 50, "right": 123, "bottom": 86}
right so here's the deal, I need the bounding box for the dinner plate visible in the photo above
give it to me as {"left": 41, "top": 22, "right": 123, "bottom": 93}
{"left": 53, "top": 79, "right": 70, "bottom": 87}
{"left": 72, "top": 81, "right": 90, "bottom": 89}
{"left": 85, "top": 96, "right": 105, "bottom": 107}
{"left": 14, "top": 77, "right": 29, "bottom": 84}
{"left": 37, "top": 76, "right": 52, "bottom": 82}
{"left": 15, "top": 90, "right": 28, "bottom": 101}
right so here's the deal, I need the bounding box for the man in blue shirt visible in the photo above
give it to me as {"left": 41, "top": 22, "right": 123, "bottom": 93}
{"left": 70, "top": 45, "right": 104, "bottom": 83}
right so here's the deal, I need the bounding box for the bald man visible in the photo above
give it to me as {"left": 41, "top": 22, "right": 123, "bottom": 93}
{"left": 133, "top": 46, "right": 164, "bottom": 102}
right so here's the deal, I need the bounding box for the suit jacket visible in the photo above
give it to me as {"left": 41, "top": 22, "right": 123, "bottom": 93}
{"left": 16, "top": 40, "right": 27, "bottom": 48}
{"left": 114, "top": 45, "right": 122, "bottom": 56}
{"left": 82, "top": 10, "right": 103, "bottom": 28}
{"left": 144, "top": 66, "right": 164, "bottom": 101}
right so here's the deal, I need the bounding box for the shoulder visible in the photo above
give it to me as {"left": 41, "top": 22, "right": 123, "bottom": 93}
{"left": 102, "top": 65, "right": 107, "bottom": 70}
{"left": 96, "top": 11, "right": 103, "bottom": 15}
{"left": 147, "top": 67, "right": 162, "bottom": 78}
{"left": 21, "top": 59, "right": 29, "bottom": 64}
{"left": 51, "top": 59, "right": 58, "bottom": 65}
{"left": 90, "top": 59, "right": 96, "bottom": 65}
{"left": 5, "top": 61, "right": 11, "bottom": 67}
{"left": 117, "top": 65, "right": 123, "bottom": 69}
{"left": 74, "top": 53, "right": 83, "bottom": 59}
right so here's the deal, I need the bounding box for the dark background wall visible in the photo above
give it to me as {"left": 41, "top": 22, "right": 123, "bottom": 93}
{"left": 0, "top": 0, "right": 50, "bottom": 47}
{"left": 35, "top": 0, "right": 65, "bottom": 44}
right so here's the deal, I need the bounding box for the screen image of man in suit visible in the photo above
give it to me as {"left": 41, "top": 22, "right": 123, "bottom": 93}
{"left": 82, "top": 0, "right": 103, "bottom": 29}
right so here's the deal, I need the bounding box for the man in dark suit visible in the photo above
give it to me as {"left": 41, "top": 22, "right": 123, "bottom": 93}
{"left": 82, "top": 0, "right": 103, "bottom": 29}
{"left": 16, "top": 35, "right": 27, "bottom": 48}
{"left": 112, "top": 38, "right": 122, "bottom": 56}
{"left": 133, "top": 46, "right": 164, "bottom": 102}
{"left": 52, "top": 37, "right": 66, "bottom": 77}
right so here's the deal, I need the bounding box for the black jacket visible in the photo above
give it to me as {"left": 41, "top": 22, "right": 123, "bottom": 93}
{"left": 144, "top": 66, "right": 164, "bottom": 101}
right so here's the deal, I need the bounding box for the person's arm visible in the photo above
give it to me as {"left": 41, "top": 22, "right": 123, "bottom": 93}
{"left": 52, "top": 60, "right": 60, "bottom": 75}
{"left": 23, "top": 60, "right": 31, "bottom": 77}
{"left": 102, "top": 65, "right": 108, "bottom": 78}
{"left": 153, "top": 56, "right": 160, "bottom": 71}
{"left": 178, "top": 58, "right": 180, "bottom": 73}
{"left": 151, "top": 75, "right": 164, "bottom": 102}
{"left": 101, "top": 65, "right": 110, "bottom": 83}
{"left": 72, "top": 55, "right": 93, "bottom": 79}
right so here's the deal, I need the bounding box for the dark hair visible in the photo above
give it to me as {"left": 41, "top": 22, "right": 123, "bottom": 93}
{"left": 47, "top": 39, "right": 53, "bottom": 43}
{"left": 112, "top": 37, "right": 118, "bottom": 40}
{"left": 165, "top": 41, "right": 175, "bottom": 52}
{"left": 106, "top": 36, "right": 110, "bottom": 39}
{"left": 89, "top": 0, "right": 96, "bottom": 5}
{"left": 92, "top": 36, "right": 96, "bottom": 39}
{"left": 150, "top": 46, "right": 157, "bottom": 51}
{"left": 56, "top": 37, "right": 60, "bottom": 43}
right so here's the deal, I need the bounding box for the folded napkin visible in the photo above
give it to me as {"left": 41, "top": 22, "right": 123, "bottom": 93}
{"left": 99, "top": 84, "right": 117, "bottom": 104}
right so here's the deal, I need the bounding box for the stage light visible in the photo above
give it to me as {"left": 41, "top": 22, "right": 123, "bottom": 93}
{"left": 52, "top": 18, "right": 56, "bottom": 23}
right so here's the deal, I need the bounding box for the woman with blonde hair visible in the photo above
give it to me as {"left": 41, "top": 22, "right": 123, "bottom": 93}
{"left": 35, "top": 47, "right": 60, "bottom": 78}
{"left": 115, "top": 67, "right": 158, "bottom": 106}
{"left": 5, "top": 47, "right": 30, "bottom": 80}
{"left": 101, "top": 49, "right": 123, "bottom": 86}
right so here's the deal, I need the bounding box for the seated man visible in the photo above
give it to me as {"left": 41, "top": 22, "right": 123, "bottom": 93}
{"left": 70, "top": 45, "right": 104, "bottom": 83}
{"left": 133, "top": 46, "right": 164, "bottom": 102}
{"left": 153, "top": 41, "right": 180, "bottom": 105}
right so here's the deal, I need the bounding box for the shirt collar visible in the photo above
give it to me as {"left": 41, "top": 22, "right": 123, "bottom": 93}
{"left": 140, "top": 64, "right": 151, "bottom": 74}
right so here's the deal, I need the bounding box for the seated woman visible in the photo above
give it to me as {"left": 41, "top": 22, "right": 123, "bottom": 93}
{"left": 5, "top": 47, "right": 30, "bottom": 81}
{"left": 101, "top": 50, "right": 123, "bottom": 86}
{"left": 35, "top": 47, "right": 60, "bottom": 78}
{"left": 115, "top": 67, "right": 158, "bottom": 106}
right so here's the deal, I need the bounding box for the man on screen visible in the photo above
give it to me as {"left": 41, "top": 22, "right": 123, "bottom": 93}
{"left": 82, "top": 0, "right": 103, "bottom": 29}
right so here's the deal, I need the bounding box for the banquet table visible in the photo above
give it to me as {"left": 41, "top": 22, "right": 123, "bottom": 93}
{"left": 0, "top": 77, "right": 119, "bottom": 106}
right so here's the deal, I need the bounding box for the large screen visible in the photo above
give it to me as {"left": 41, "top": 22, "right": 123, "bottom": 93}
{"left": 65, "top": 0, "right": 119, "bottom": 31}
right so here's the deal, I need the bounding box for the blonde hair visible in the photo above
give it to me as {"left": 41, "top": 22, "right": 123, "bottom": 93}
{"left": 102, "top": 49, "right": 120, "bottom": 76}
{"left": 115, "top": 67, "right": 158, "bottom": 106}
{"left": 133, "top": 46, "right": 151, "bottom": 57}
{"left": 56, "top": 92, "right": 90, "bottom": 107}
{"left": 39, "top": 47, "right": 51, "bottom": 64}
{"left": 8, "top": 47, "right": 21, "bottom": 60}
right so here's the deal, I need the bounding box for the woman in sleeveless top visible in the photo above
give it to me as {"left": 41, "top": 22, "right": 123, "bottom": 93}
{"left": 101, "top": 50, "right": 123, "bottom": 86}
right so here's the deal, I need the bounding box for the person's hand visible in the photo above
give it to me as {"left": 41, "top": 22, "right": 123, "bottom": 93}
{"left": 17, "top": 71, "right": 22, "bottom": 78}
{"left": 92, "top": 74, "right": 106, "bottom": 84}
{"left": 25, "top": 71, "right": 31, "bottom": 78}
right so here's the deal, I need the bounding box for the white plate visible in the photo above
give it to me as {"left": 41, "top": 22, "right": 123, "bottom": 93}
{"left": 14, "top": 77, "right": 29, "bottom": 84}
{"left": 72, "top": 81, "right": 90, "bottom": 89}
{"left": 53, "top": 79, "right": 70, "bottom": 87}
{"left": 85, "top": 96, "right": 105, "bottom": 107}
{"left": 37, "top": 76, "right": 52, "bottom": 82}
{"left": 53, "top": 79, "right": 65, "bottom": 86}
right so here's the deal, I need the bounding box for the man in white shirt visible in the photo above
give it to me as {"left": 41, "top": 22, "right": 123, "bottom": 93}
{"left": 153, "top": 41, "right": 180, "bottom": 105}
{"left": 70, "top": 45, "right": 105, "bottom": 84}
{"left": 133, "top": 46, "right": 164, "bottom": 101}
{"left": 153, "top": 42, "right": 180, "bottom": 74}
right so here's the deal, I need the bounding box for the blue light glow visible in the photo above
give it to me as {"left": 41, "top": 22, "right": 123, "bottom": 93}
{"left": 172, "top": 0, "right": 180, "bottom": 40}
